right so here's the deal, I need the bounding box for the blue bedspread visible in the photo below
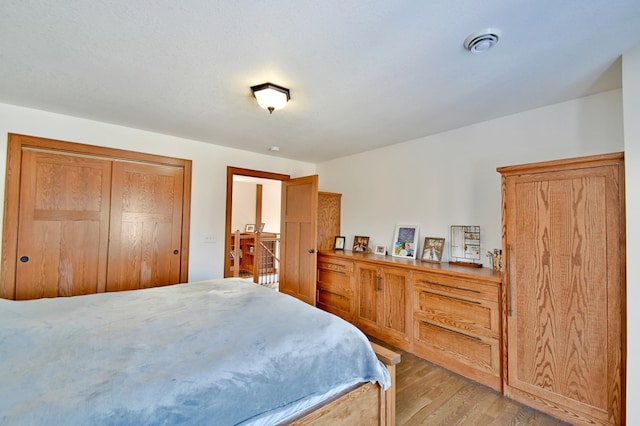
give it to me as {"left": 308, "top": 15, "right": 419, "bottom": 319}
{"left": 0, "top": 279, "right": 390, "bottom": 425}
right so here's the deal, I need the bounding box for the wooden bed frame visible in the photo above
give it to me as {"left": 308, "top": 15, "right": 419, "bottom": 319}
{"left": 289, "top": 342, "right": 401, "bottom": 426}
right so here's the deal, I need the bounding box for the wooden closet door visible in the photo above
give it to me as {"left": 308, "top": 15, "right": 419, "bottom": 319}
{"left": 14, "top": 150, "right": 112, "bottom": 299}
{"left": 502, "top": 156, "right": 624, "bottom": 425}
{"left": 106, "top": 161, "right": 184, "bottom": 292}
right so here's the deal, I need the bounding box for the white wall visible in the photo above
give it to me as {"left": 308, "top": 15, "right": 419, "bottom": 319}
{"left": 0, "top": 103, "right": 316, "bottom": 281}
{"left": 231, "top": 181, "right": 257, "bottom": 232}
{"left": 231, "top": 178, "right": 281, "bottom": 234}
{"left": 261, "top": 180, "right": 282, "bottom": 234}
{"left": 623, "top": 44, "right": 640, "bottom": 423}
{"left": 317, "top": 89, "right": 624, "bottom": 265}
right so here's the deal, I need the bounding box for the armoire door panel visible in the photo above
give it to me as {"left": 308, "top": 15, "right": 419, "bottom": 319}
{"left": 107, "top": 161, "right": 184, "bottom": 292}
{"left": 15, "top": 150, "right": 111, "bottom": 299}
{"left": 500, "top": 153, "right": 624, "bottom": 425}
{"left": 510, "top": 174, "right": 610, "bottom": 410}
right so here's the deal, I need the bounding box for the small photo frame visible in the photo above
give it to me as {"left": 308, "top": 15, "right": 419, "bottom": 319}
{"left": 245, "top": 224, "right": 255, "bottom": 232}
{"left": 374, "top": 245, "right": 386, "bottom": 255}
{"left": 392, "top": 225, "right": 419, "bottom": 259}
{"left": 352, "top": 236, "right": 370, "bottom": 252}
{"left": 421, "top": 237, "right": 445, "bottom": 263}
{"left": 259, "top": 222, "right": 266, "bottom": 232}
{"left": 334, "top": 236, "right": 346, "bottom": 250}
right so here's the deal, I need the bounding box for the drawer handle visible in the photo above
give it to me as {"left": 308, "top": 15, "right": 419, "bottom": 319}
{"left": 320, "top": 264, "right": 347, "bottom": 273}
{"left": 420, "top": 290, "right": 481, "bottom": 305}
{"left": 419, "top": 280, "right": 481, "bottom": 294}
{"left": 422, "top": 321, "right": 482, "bottom": 341}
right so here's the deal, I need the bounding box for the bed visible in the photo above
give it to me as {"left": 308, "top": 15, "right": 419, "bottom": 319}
{"left": 0, "top": 278, "right": 399, "bottom": 425}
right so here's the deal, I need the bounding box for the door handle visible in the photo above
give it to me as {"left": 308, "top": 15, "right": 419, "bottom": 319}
{"left": 173, "top": 249, "right": 180, "bottom": 255}
{"left": 20, "top": 256, "right": 29, "bottom": 263}
{"left": 308, "top": 249, "right": 316, "bottom": 253}
{"left": 508, "top": 244, "right": 513, "bottom": 316}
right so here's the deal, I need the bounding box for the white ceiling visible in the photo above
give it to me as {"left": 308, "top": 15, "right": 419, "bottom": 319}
{"left": 2, "top": 1, "right": 640, "bottom": 163}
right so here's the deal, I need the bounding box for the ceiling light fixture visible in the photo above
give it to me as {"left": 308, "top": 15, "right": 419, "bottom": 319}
{"left": 464, "top": 29, "right": 501, "bottom": 53}
{"left": 250, "top": 82, "right": 290, "bottom": 114}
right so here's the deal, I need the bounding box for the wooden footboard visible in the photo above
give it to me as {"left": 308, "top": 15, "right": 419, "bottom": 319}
{"left": 289, "top": 342, "right": 401, "bottom": 426}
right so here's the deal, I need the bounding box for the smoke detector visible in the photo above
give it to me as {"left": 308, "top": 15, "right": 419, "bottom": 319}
{"left": 464, "top": 29, "right": 501, "bottom": 53}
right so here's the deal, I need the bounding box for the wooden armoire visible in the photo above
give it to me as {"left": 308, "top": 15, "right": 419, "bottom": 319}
{"left": 498, "top": 153, "right": 625, "bottom": 425}
{"left": 1, "top": 134, "right": 192, "bottom": 300}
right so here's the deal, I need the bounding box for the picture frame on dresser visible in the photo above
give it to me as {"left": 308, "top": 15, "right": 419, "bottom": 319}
{"left": 245, "top": 224, "right": 255, "bottom": 232}
{"left": 352, "top": 236, "right": 370, "bottom": 252}
{"left": 374, "top": 245, "right": 386, "bottom": 255}
{"left": 421, "top": 237, "right": 445, "bottom": 263}
{"left": 391, "top": 224, "right": 419, "bottom": 259}
{"left": 333, "top": 236, "right": 346, "bottom": 250}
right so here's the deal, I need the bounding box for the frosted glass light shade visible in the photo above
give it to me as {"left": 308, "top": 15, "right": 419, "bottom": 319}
{"left": 251, "top": 83, "right": 290, "bottom": 113}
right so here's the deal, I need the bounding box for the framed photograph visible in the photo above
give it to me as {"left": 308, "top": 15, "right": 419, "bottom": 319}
{"left": 421, "top": 237, "right": 445, "bottom": 263}
{"left": 352, "top": 235, "right": 370, "bottom": 252}
{"left": 374, "top": 245, "right": 386, "bottom": 255}
{"left": 334, "top": 236, "right": 346, "bottom": 250}
{"left": 259, "top": 222, "right": 266, "bottom": 232}
{"left": 245, "top": 224, "right": 255, "bottom": 232}
{"left": 392, "top": 225, "right": 419, "bottom": 259}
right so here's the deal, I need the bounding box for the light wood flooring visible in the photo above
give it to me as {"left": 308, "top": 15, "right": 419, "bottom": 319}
{"left": 381, "top": 343, "right": 571, "bottom": 425}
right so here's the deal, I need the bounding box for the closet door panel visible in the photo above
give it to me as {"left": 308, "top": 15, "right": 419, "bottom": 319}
{"left": 501, "top": 153, "right": 624, "bottom": 425}
{"left": 107, "top": 161, "right": 184, "bottom": 292}
{"left": 15, "top": 150, "right": 111, "bottom": 299}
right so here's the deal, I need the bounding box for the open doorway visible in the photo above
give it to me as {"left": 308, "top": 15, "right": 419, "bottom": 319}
{"left": 224, "top": 167, "right": 289, "bottom": 288}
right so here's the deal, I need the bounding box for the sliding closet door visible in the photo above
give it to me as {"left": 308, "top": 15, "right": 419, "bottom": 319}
{"left": 14, "top": 150, "right": 112, "bottom": 299}
{"left": 106, "top": 161, "right": 185, "bottom": 292}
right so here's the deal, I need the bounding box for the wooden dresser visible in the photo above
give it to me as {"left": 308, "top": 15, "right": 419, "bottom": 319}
{"left": 317, "top": 250, "right": 502, "bottom": 391}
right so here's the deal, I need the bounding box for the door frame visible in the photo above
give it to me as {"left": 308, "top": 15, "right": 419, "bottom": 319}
{"left": 1, "top": 133, "right": 193, "bottom": 299}
{"left": 224, "top": 166, "right": 289, "bottom": 278}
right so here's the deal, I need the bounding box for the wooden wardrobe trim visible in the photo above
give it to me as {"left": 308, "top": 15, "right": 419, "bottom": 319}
{"left": 1, "top": 133, "right": 192, "bottom": 299}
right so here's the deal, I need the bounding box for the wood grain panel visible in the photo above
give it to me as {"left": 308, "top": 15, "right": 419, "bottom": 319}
{"left": 500, "top": 153, "right": 624, "bottom": 425}
{"left": 382, "top": 269, "right": 408, "bottom": 336}
{"left": 280, "top": 175, "right": 318, "bottom": 305}
{"left": 317, "top": 192, "right": 341, "bottom": 250}
{"left": 14, "top": 150, "right": 111, "bottom": 299}
{"left": 2, "top": 134, "right": 192, "bottom": 300}
{"left": 107, "top": 161, "right": 184, "bottom": 292}
{"left": 356, "top": 263, "right": 379, "bottom": 326}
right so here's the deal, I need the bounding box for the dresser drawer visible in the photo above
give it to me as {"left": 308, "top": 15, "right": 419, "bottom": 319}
{"left": 413, "top": 319, "right": 500, "bottom": 380}
{"left": 318, "top": 257, "right": 353, "bottom": 275}
{"left": 317, "top": 256, "right": 354, "bottom": 321}
{"left": 317, "top": 290, "right": 350, "bottom": 313}
{"left": 414, "top": 288, "right": 499, "bottom": 339}
{"left": 413, "top": 271, "right": 499, "bottom": 303}
{"left": 318, "top": 268, "right": 353, "bottom": 296}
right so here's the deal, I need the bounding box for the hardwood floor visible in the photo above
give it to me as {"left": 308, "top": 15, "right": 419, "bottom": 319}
{"left": 378, "top": 342, "right": 570, "bottom": 425}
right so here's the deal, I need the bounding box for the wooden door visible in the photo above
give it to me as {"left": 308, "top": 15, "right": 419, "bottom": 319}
{"left": 279, "top": 175, "right": 318, "bottom": 305}
{"left": 355, "top": 263, "right": 380, "bottom": 331}
{"left": 379, "top": 267, "right": 411, "bottom": 347}
{"left": 13, "top": 150, "right": 112, "bottom": 299}
{"left": 501, "top": 154, "right": 624, "bottom": 425}
{"left": 106, "top": 161, "right": 185, "bottom": 292}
